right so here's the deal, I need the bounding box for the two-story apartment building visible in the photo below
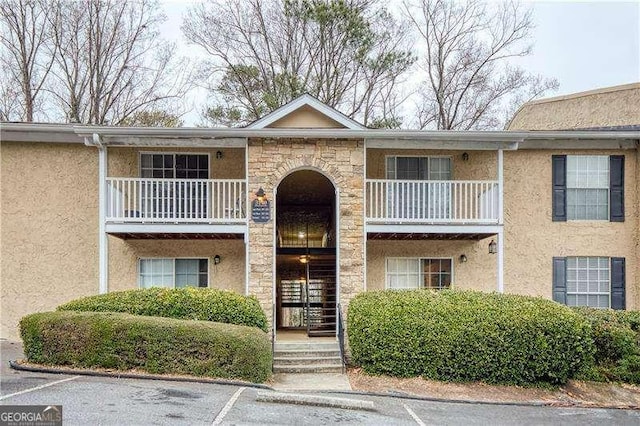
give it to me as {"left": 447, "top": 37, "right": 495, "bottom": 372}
{"left": 2, "top": 86, "right": 639, "bottom": 340}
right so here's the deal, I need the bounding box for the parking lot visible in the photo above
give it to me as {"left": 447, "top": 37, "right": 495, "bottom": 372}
{"left": 2, "top": 341, "right": 640, "bottom": 425}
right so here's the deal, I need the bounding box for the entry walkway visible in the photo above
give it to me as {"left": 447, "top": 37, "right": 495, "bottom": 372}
{"left": 271, "top": 372, "right": 352, "bottom": 391}
{"left": 272, "top": 330, "right": 351, "bottom": 391}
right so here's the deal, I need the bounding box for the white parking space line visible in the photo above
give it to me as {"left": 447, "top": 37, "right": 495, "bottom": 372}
{"left": 211, "top": 386, "right": 246, "bottom": 425}
{"left": 0, "top": 375, "right": 80, "bottom": 401}
{"left": 403, "top": 403, "right": 427, "bottom": 426}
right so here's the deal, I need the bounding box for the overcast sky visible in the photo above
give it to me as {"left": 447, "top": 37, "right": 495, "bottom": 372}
{"left": 161, "top": 0, "right": 640, "bottom": 125}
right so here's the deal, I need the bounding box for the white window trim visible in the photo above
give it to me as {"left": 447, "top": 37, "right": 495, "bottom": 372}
{"left": 565, "top": 256, "right": 611, "bottom": 309}
{"left": 566, "top": 155, "right": 610, "bottom": 222}
{"left": 138, "top": 151, "right": 211, "bottom": 179}
{"left": 384, "top": 155, "right": 454, "bottom": 180}
{"left": 385, "top": 257, "right": 454, "bottom": 290}
{"left": 138, "top": 257, "right": 210, "bottom": 289}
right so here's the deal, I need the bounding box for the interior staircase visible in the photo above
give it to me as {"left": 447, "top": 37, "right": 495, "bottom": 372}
{"left": 273, "top": 340, "right": 343, "bottom": 374}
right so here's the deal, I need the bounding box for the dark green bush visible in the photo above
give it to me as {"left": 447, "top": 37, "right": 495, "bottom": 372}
{"left": 20, "top": 311, "right": 271, "bottom": 383}
{"left": 347, "top": 290, "right": 593, "bottom": 386}
{"left": 572, "top": 307, "right": 640, "bottom": 383}
{"left": 57, "top": 288, "right": 268, "bottom": 332}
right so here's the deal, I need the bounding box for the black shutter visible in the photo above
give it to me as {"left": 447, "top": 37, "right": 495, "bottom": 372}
{"left": 552, "top": 155, "right": 567, "bottom": 221}
{"left": 611, "top": 257, "right": 625, "bottom": 310}
{"left": 609, "top": 155, "right": 625, "bottom": 222}
{"left": 552, "top": 257, "right": 567, "bottom": 304}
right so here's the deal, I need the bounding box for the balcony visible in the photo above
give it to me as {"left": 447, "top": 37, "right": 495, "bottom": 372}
{"left": 105, "top": 177, "right": 247, "bottom": 237}
{"left": 365, "top": 179, "right": 500, "bottom": 226}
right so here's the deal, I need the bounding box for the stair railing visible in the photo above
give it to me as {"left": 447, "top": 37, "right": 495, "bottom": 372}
{"left": 337, "top": 303, "right": 346, "bottom": 373}
{"left": 271, "top": 302, "right": 275, "bottom": 373}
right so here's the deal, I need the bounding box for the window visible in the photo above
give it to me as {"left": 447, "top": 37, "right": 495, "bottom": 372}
{"left": 140, "top": 153, "right": 209, "bottom": 179}
{"left": 139, "top": 153, "right": 210, "bottom": 219}
{"left": 566, "top": 156, "right": 609, "bottom": 220}
{"left": 565, "top": 257, "right": 610, "bottom": 308}
{"left": 386, "top": 156, "right": 452, "bottom": 180}
{"left": 386, "top": 258, "right": 452, "bottom": 290}
{"left": 385, "top": 157, "right": 452, "bottom": 219}
{"left": 139, "top": 258, "right": 208, "bottom": 289}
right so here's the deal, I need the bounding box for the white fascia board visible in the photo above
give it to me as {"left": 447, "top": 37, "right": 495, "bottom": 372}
{"left": 106, "top": 223, "right": 247, "bottom": 234}
{"left": 102, "top": 137, "right": 247, "bottom": 148}
{"left": 366, "top": 224, "right": 502, "bottom": 234}
{"left": 2, "top": 122, "right": 639, "bottom": 146}
{"left": 518, "top": 139, "right": 638, "bottom": 150}
{"left": 366, "top": 139, "right": 519, "bottom": 151}
{"left": 1, "top": 123, "right": 84, "bottom": 143}
{"left": 246, "top": 94, "right": 366, "bottom": 130}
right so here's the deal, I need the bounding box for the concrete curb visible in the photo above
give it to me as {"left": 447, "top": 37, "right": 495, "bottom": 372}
{"left": 323, "top": 390, "right": 640, "bottom": 411}
{"left": 8, "top": 360, "right": 272, "bottom": 390}
{"left": 10, "top": 360, "right": 638, "bottom": 411}
{"left": 256, "top": 391, "right": 376, "bottom": 411}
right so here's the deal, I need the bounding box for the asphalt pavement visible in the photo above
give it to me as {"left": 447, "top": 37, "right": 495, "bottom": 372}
{"left": 2, "top": 340, "right": 640, "bottom": 425}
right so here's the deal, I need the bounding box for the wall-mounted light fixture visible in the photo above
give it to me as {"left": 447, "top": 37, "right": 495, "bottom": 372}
{"left": 488, "top": 240, "right": 497, "bottom": 254}
{"left": 213, "top": 255, "right": 221, "bottom": 265}
{"left": 216, "top": 150, "right": 223, "bottom": 159}
{"left": 255, "top": 187, "right": 267, "bottom": 204}
{"left": 299, "top": 255, "right": 309, "bottom": 264}
{"left": 462, "top": 152, "right": 469, "bottom": 161}
{"left": 459, "top": 254, "right": 468, "bottom": 263}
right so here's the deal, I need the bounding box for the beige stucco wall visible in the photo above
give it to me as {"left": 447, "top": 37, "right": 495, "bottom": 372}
{"left": 366, "top": 147, "right": 639, "bottom": 310}
{"left": 366, "top": 149, "right": 497, "bottom": 180}
{"left": 509, "top": 83, "right": 640, "bottom": 130}
{"left": 268, "top": 106, "right": 346, "bottom": 128}
{"left": 108, "top": 238, "right": 245, "bottom": 294}
{"left": 247, "top": 138, "right": 365, "bottom": 327}
{"left": 367, "top": 240, "right": 496, "bottom": 292}
{"left": 503, "top": 149, "right": 638, "bottom": 309}
{"left": 1, "top": 142, "right": 99, "bottom": 339}
{"left": 107, "top": 147, "right": 245, "bottom": 179}
{"left": 105, "top": 146, "right": 247, "bottom": 293}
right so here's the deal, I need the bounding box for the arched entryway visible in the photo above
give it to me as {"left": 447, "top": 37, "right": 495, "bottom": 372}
{"left": 275, "top": 170, "right": 337, "bottom": 337}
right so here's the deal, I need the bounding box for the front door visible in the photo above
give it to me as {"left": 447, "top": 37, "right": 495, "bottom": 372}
{"left": 275, "top": 170, "right": 337, "bottom": 337}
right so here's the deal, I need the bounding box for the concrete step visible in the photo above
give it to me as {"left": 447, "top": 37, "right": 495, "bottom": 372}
{"left": 274, "top": 342, "right": 339, "bottom": 351}
{"left": 273, "top": 356, "right": 342, "bottom": 366}
{"left": 273, "top": 364, "right": 344, "bottom": 374}
{"left": 274, "top": 349, "right": 341, "bottom": 358}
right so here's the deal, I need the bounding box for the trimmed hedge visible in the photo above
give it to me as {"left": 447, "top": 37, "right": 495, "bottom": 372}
{"left": 20, "top": 311, "right": 272, "bottom": 383}
{"left": 57, "top": 288, "right": 268, "bottom": 332}
{"left": 572, "top": 307, "right": 640, "bottom": 384}
{"left": 347, "top": 290, "right": 593, "bottom": 386}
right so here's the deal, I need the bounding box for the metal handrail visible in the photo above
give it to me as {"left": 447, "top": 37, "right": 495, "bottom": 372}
{"left": 337, "top": 303, "right": 346, "bottom": 373}
{"left": 271, "top": 302, "right": 275, "bottom": 373}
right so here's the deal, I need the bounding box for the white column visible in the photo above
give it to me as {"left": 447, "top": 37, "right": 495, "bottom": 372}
{"left": 97, "top": 134, "right": 108, "bottom": 294}
{"left": 244, "top": 231, "right": 250, "bottom": 296}
{"left": 362, "top": 140, "right": 367, "bottom": 291}
{"left": 498, "top": 149, "right": 504, "bottom": 225}
{"left": 497, "top": 228, "right": 504, "bottom": 293}
{"left": 244, "top": 139, "right": 250, "bottom": 296}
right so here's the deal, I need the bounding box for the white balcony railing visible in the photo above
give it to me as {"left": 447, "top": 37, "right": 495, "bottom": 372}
{"left": 366, "top": 179, "right": 500, "bottom": 224}
{"left": 106, "top": 178, "right": 246, "bottom": 223}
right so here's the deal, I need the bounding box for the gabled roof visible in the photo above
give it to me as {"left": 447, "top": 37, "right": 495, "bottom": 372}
{"left": 246, "top": 94, "right": 366, "bottom": 130}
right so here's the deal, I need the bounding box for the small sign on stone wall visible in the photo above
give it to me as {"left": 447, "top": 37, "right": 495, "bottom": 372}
{"left": 251, "top": 199, "right": 271, "bottom": 223}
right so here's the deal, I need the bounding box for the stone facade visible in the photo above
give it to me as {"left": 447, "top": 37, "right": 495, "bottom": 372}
{"left": 247, "top": 138, "right": 365, "bottom": 328}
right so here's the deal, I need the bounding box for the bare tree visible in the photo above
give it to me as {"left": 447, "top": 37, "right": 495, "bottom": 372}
{"left": 0, "top": 0, "right": 54, "bottom": 121}
{"left": 405, "top": 0, "right": 558, "bottom": 130}
{"left": 44, "top": 0, "right": 192, "bottom": 125}
{"left": 183, "top": 0, "right": 415, "bottom": 127}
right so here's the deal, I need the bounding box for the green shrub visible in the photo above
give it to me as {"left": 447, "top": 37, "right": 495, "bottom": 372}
{"left": 572, "top": 307, "right": 640, "bottom": 383}
{"left": 20, "top": 311, "right": 271, "bottom": 383}
{"left": 57, "top": 288, "right": 268, "bottom": 332}
{"left": 347, "top": 290, "right": 593, "bottom": 386}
